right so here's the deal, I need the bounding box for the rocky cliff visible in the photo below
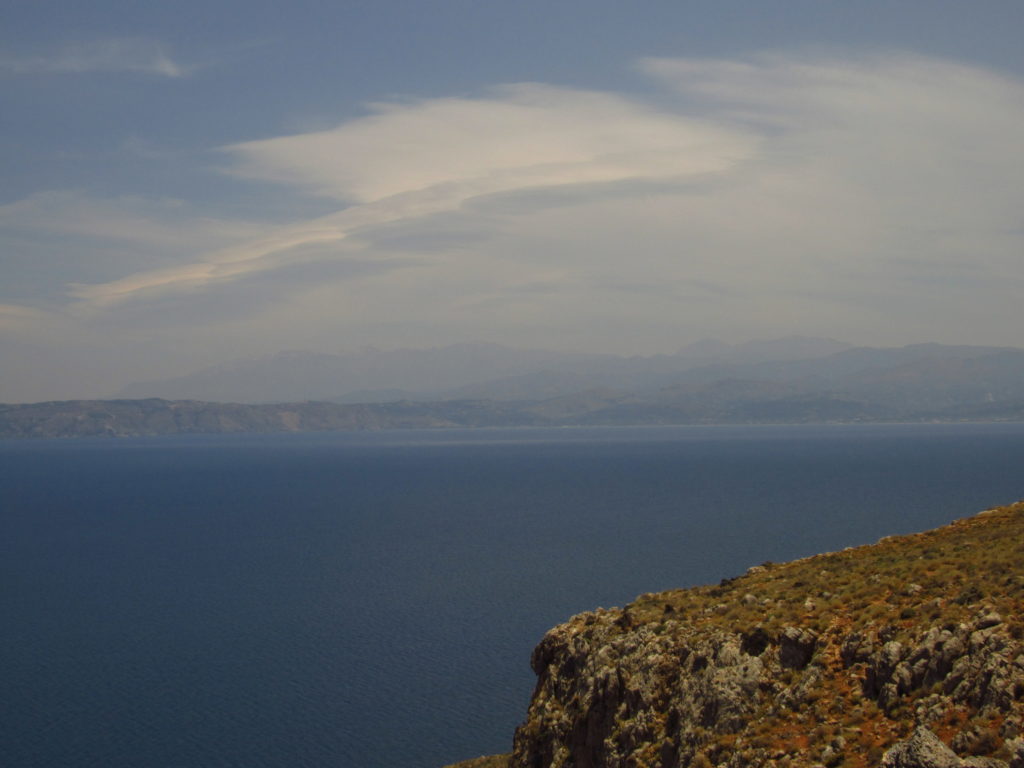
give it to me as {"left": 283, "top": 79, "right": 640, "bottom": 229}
{"left": 451, "top": 503, "right": 1024, "bottom": 768}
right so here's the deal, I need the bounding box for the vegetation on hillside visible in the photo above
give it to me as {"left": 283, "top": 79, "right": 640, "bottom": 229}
{"left": 449, "top": 503, "right": 1024, "bottom": 768}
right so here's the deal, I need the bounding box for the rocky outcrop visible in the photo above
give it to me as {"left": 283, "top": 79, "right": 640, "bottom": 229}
{"left": 881, "top": 727, "right": 965, "bottom": 768}
{"left": 880, "top": 726, "right": 1019, "bottom": 768}
{"left": 504, "top": 504, "right": 1024, "bottom": 768}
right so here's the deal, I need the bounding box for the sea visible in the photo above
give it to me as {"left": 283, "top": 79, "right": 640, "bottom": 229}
{"left": 3, "top": 423, "right": 1024, "bottom": 768}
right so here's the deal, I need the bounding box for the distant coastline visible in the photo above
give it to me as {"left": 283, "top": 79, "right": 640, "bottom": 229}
{"left": 11, "top": 340, "right": 1024, "bottom": 438}
{"left": 3, "top": 395, "right": 1024, "bottom": 439}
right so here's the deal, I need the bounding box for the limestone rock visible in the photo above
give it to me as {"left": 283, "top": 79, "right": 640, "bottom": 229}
{"left": 779, "top": 627, "right": 818, "bottom": 669}
{"left": 881, "top": 727, "right": 962, "bottom": 768}
{"left": 1004, "top": 737, "right": 1024, "bottom": 768}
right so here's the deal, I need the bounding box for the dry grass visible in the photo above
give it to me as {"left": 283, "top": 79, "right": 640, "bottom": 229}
{"left": 626, "top": 502, "right": 1024, "bottom": 644}
{"left": 613, "top": 502, "right": 1024, "bottom": 767}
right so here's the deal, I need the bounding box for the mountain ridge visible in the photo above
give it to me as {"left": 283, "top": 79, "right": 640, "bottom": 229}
{"left": 10, "top": 342, "right": 1024, "bottom": 438}
{"left": 114, "top": 338, "right": 854, "bottom": 404}
{"left": 107, "top": 341, "right": 1024, "bottom": 418}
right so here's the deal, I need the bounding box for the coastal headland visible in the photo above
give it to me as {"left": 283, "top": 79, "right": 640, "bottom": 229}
{"left": 447, "top": 503, "right": 1024, "bottom": 768}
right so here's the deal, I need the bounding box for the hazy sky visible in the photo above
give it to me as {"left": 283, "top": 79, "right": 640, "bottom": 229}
{"left": 3, "top": 1, "right": 1024, "bottom": 401}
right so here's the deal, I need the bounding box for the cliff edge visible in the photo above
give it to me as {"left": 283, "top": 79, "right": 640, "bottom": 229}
{"left": 450, "top": 503, "right": 1024, "bottom": 768}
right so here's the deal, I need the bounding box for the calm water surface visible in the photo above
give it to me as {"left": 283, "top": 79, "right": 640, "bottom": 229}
{"left": 2, "top": 423, "right": 1024, "bottom": 767}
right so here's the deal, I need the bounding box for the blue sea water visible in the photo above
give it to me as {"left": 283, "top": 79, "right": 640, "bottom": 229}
{"left": 2, "top": 423, "right": 1024, "bottom": 768}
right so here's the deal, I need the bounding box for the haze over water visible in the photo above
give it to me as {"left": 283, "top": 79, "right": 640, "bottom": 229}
{"left": 3, "top": 423, "right": 1024, "bottom": 767}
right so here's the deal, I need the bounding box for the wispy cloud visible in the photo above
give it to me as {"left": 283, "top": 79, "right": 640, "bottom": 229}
{"left": 224, "top": 84, "right": 757, "bottom": 203}
{"left": 0, "top": 38, "right": 186, "bottom": 77}
{"left": 0, "top": 191, "right": 265, "bottom": 248}
{"left": 66, "top": 225, "right": 353, "bottom": 306}
{"left": 66, "top": 84, "right": 757, "bottom": 305}
{"left": 0, "top": 302, "right": 48, "bottom": 329}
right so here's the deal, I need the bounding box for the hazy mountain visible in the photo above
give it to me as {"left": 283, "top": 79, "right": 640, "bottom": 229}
{"left": 454, "top": 340, "right": 1016, "bottom": 405}
{"left": 116, "top": 343, "right": 610, "bottom": 403}
{"left": 676, "top": 336, "right": 852, "bottom": 365}
{"left": 441, "top": 336, "right": 854, "bottom": 402}
{"left": 625, "top": 343, "right": 1018, "bottom": 393}
{"left": 95, "top": 339, "right": 1024, "bottom": 431}
{"left": 11, "top": 342, "right": 1024, "bottom": 438}
{"left": 116, "top": 337, "right": 849, "bottom": 404}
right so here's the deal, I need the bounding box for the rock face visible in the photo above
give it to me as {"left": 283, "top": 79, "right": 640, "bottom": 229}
{"left": 505, "top": 504, "right": 1024, "bottom": 768}
{"left": 881, "top": 727, "right": 965, "bottom": 768}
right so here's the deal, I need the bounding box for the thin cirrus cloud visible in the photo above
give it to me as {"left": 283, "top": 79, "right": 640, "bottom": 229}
{"left": 11, "top": 51, "right": 1024, "bottom": 352}
{"left": 66, "top": 83, "right": 759, "bottom": 308}
{"left": 0, "top": 191, "right": 277, "bottom": 309}
{"left": 0, "top": 191, "right": 266, "bottom": 249}
{"left": 0, "top": 37, "right": 185, "bottom": 77}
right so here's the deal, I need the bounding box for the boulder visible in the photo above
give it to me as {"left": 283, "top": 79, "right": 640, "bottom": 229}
{"left": 881, "top": 727, "right": 962, "bottom": 768}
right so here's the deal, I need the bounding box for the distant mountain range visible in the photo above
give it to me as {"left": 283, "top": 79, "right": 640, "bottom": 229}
{"left": 5, "top": 339, "right": 1024, "bottom": 437}
{"left": 116, "top": 337, "right": 853, "bottom": 403}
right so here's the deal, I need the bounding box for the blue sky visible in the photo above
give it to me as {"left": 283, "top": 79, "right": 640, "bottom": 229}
{"left": 3, "top": 1, "right": 1024, "bottom": 400}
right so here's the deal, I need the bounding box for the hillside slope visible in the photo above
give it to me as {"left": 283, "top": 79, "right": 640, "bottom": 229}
{"left": 450, "top": 503, "right": 1024, "bottom": 768}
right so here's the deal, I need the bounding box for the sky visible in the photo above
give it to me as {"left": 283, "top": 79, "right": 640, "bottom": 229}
{"left": 3, "top": 1, "right": 1024, "bottom": 402}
